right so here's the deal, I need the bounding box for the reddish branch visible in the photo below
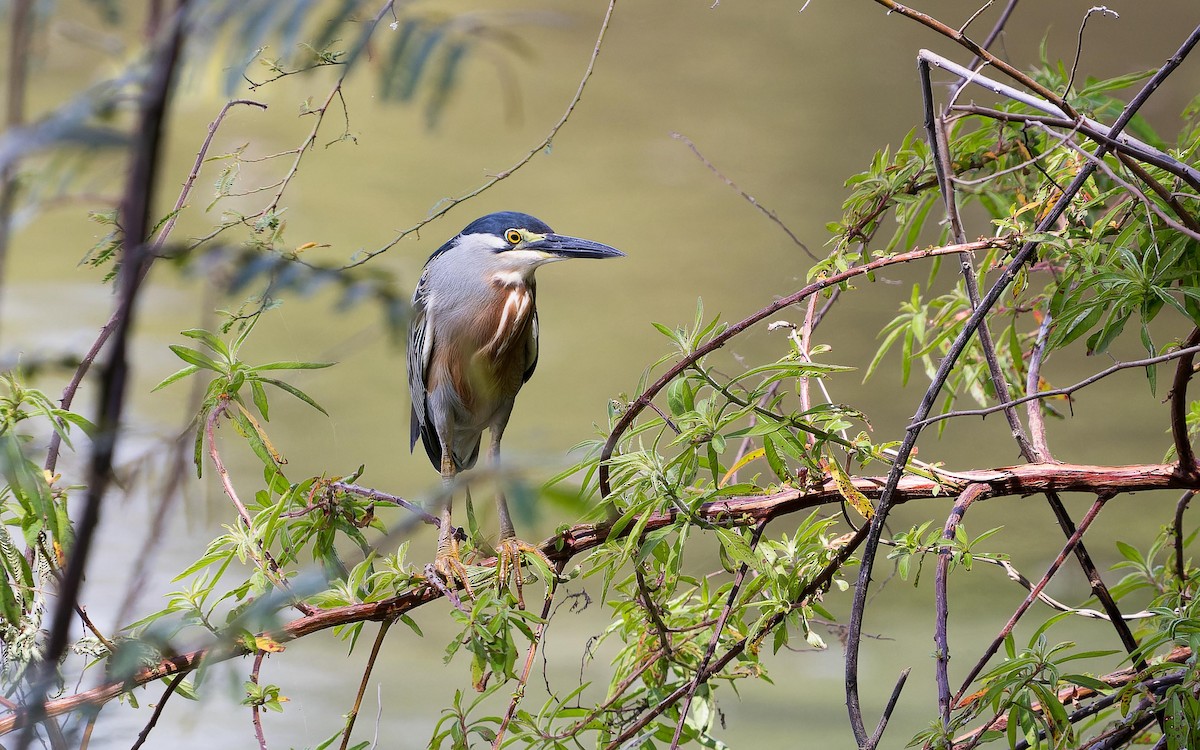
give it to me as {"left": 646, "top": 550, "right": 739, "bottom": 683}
{"left": 0, "top": 460, "right": 1193, "bottom": 735}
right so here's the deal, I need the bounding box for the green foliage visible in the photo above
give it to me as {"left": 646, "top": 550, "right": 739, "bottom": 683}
{"left": 818, "top": 58, "right": 1200, "bottom": 422}
{"left": 153, "top": 314, "right": 332, "bottom": 476}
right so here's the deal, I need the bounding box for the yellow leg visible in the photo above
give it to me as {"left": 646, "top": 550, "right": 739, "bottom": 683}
{"left": 431, "top": 449, "right": 473, "bottom": 597}
{"left": 490, "top": 432, "right": 555, "bottom": 607}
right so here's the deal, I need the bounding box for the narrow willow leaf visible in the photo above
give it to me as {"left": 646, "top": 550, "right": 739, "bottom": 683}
{"left": 169, "top": 345, "right": 223, "bottom": 372}
{"left": 719, "top": 448, "right": 764, "bottom": 487}
{"left": 257, "top": 377, "right": 329, "bottom": 416}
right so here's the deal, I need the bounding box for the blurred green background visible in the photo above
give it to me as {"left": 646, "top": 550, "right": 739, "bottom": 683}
{"left": 5, "top": 0, "right": 1200, "bottom": 746}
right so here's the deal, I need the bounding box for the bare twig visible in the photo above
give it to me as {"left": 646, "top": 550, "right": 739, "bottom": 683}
{"left": 1065, "top": 7, "right": 1119, "bottom": 95}
{"left": 339, "top": 620, "right": 392, "bottom": 750}
{"left": 128, "top": 674, "right": 185, "bottom": 750}
{"left": 912, "top": 343, "right": 1200, "bottom": 430}
{"left": 670, "top": 132, "right": 815, "bottom": 259}
{"left": 947, "top": 0, "right": 1019, "bottom": 108}
{"left": 344, "top": 0, "right": 619, "bottom": 269}
{"left": 876, "top": 0, "right": 1077, "bottom": 116}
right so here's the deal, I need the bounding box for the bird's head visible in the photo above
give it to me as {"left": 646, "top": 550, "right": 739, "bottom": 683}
{"left": 442, "top": 211, "right": 625, "bottom": 269}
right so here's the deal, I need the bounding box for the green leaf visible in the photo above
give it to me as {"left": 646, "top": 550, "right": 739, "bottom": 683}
{"left": 251, "top": 379, "right": 270, "bottom": 421}
{"left": 169, "top": 345, "right": 224, "bottom": 373}
{"left": 257, "top": 378, "right": 329, "bottom": 416}
{"left": 151, "top": 364, "right": 202, "bottom": 392}
{"left": 250, "top": 360, "right": 335, "bottom": 372}
{"left": 180, "top": 328, "right": 232, "bottom": 360}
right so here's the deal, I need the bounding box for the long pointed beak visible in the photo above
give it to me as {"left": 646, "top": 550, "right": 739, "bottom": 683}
{"left": 534, "top": 233, "right": 625, "bottom": 260}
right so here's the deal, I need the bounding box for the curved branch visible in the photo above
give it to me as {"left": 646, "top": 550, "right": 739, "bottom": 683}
{"left": 598, "top": 237, "right": 1012, "bottom": 497}
{"left": 844, "top": 29, "right": 1200, "bottom": 729}
{"left": 1171, "top": 327, "right": 1200, "bottom": 479}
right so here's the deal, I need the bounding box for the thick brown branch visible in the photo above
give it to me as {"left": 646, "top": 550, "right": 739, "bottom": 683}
{"left": 1, "top": 461, "right": 1192, "bottom": 734}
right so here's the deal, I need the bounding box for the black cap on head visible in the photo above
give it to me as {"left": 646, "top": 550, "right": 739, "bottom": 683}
{"left": 460, "top": 211, "right": 553, "bottom": 237}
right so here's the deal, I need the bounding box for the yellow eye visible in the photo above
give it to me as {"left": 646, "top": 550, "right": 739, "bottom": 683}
{"left": 505, "top": 228, "right": 522, "bottom": 245}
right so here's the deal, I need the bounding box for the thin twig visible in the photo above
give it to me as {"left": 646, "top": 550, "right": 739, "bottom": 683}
{"left": 1173, "top": 490, "right": 1195, "bottom": 582}
{"left": 207, "top": 398, "right": 254, "bottom": 527}
{"left": 934, "top": 484, "right": 987, "bottom": 729}
{"left": 250, "top": 651, "right": 268, "bottom": 750}
{"left": 866, "top": 667, "right": 911, "bottom": 749}
{"left": 344, "top": 0, "right": 619, "bottom": 269}
{"left": 912, "top": 343, "right": 1200, "bottom": 430}
{"left": 635, "top": 567, "right": 674, "bottom": 659}
{"left": 333, "top": 481, "right": 451, "bottom": 534}
{"left": 875, "top": 0, "right": 1078, "bottom": 117}
{"left": 947, "top": 0, "right": 1019, "bottom": 108}
{"left": 670, "top": 132, "right": 815, "bottom": 259}
{"left": 339, "top": 620, "right": 392, "bottom": 750}
{"left": 1065, "top": 7, "right": 1119, "bottom": 96}
{"left": 129, "top": 674, "right": 185, "bottom": 750}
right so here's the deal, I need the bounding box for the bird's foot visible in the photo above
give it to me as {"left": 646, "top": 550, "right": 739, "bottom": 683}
{"left": 493, "top": 537, "right": 556, "bottom": 609}
{"left": 425, "top": 548, "right": 476, "bottom": 608}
